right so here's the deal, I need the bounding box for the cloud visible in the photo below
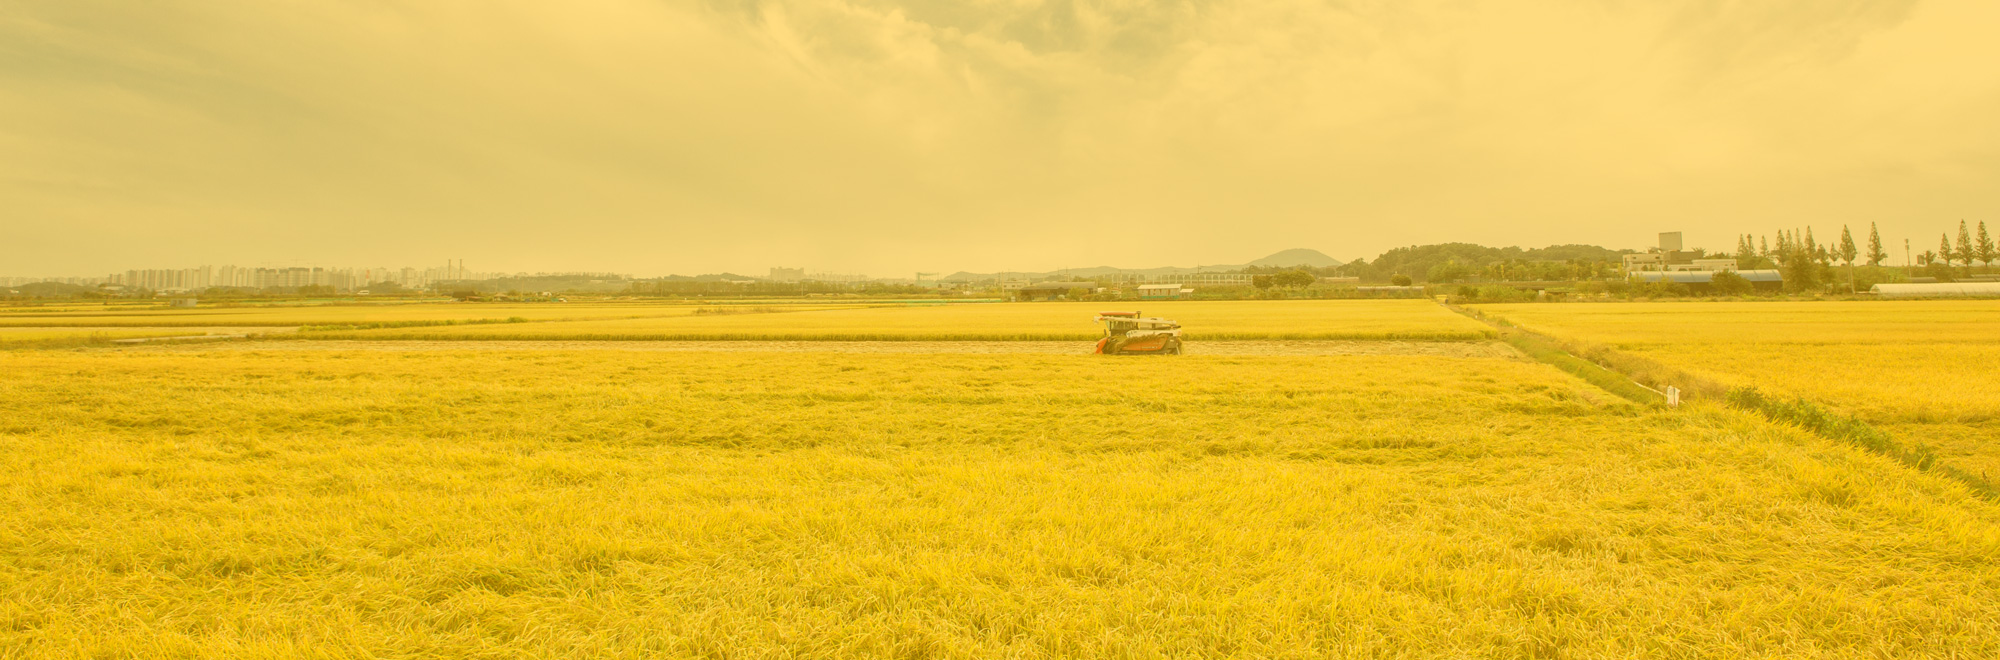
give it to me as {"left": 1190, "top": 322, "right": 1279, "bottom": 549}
{"left": 2, "top": 0, "right": 1995, "bottom": 275}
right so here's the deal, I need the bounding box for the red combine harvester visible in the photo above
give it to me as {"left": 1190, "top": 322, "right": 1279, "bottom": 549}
{"left": 1094, "top": 311, "right": 1183, "bottom": 355}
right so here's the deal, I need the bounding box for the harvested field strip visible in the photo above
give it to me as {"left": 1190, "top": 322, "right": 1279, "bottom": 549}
{"left": 134, "top": 339, "right": 1523, "bottom": 358}
{"left": 0, "top": 329, "right": 209, "bottom": 349}
{"left": 286, "top": 330, "right": 1488, "bottom": 341}
{"left": 296, "top": 300, "right": 1496, "bottom": 342}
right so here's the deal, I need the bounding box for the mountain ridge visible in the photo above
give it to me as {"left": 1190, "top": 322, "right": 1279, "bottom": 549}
{"left": 939, "top": 248, "right": 1343, "bottom": 282}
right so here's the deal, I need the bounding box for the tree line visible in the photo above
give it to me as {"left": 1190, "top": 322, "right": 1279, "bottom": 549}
{"left": 1732, "top": 220, "right": 1994, "bottom": 288}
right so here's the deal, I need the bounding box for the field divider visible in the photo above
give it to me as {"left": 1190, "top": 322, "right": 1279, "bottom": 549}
{"left": 1453, "top": 303, "right": 1998, "bottom": 501}
{"left": 1443, "top": 303, "right": 1665, "bottom": 405}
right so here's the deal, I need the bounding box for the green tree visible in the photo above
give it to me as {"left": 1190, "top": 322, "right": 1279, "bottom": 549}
{"left": 1390, "top": 274, "right": 1413, "bottom": 286}
{"left": 1426, "top": 260, "right": 1472, "bottom": 283}
{"left": 1978, "top": 221, "right": 1996, "bottom": 273}
{"left": 1710, "top": 270, "right": 1754, "bottom": 296}
{"left": 1272, "top": 269, "right": 1317, "bottom": 288}
{"left": 1924, "top": 259, "right": 1956, "bottom": 282}
{"left": 1941, "top": 234, "right": 1957, "bottom": 269}
{"left": 1783, "top": 253, "right": 1821, "bottom": 292}
{"left": 1836, "top": 226, "right": 1859, "bottom": 292}
{"left": 1866, "top": 223, "right": 1887, "bottom": 266}
{"left": 1251, "top": 275, "right": 1274, "bottom": 290}
{"left": 1956, "top": 220, "right": 1976, "bottom": 268}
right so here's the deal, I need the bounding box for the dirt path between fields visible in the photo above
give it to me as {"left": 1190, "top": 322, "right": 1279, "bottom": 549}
{"left": 129, "top": 339, "right": 1522, "bottom": 358}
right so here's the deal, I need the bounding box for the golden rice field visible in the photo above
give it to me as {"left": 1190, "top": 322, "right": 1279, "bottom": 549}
{"left": 1480, "top": 300, "right": 2000, "bottom": 479}
{"left": 1480, "top": 300, "right": 2000, "bottom": 347}
{"left": 4, "top": 349, "right": 1998, "bottom": 658}
{"left": 299, "top": 300, "right": 1493, "bottom": 341}
{"left": 0, "top": 300, "right": 769, "bottom": 328}
{"left": 1620, "top": 343, "right": 2000, "bottom": 479}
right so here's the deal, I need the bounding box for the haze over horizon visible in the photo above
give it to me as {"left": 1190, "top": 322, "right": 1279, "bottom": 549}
{"left": 6, "top": 0, "right": 1998, "bottom": 277}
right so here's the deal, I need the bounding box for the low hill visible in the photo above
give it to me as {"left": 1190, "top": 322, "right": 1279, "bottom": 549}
{"left": 1247, "top": 248, "right": 1343, "bottom": 268}
{"left": 939, "top": 249, "right": 1343, "bottom": 282}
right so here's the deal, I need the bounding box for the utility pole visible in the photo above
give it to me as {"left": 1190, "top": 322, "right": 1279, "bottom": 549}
{"left": 1904, "top": 239, "right": 1911, "bottom": 268}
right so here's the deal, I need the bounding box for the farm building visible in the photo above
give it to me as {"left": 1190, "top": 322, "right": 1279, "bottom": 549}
{"left": 1871, "top": 282, "right": 2000, "bottom": 298}
{"left": 1630, "top": 269, "right": 1782, "bottom": 292}
{"left": 1136, "top": 284, "right": 1191, "bottom": 300}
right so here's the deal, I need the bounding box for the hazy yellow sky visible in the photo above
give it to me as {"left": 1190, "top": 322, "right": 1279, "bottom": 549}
{"left": 5, "top": 0, "right": 1998, "bottom": 276}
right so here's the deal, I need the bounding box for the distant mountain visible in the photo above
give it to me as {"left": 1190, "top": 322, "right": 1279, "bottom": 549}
{"left": 652, "top": 272, "right": 757, "bottom": 282}
{"left": 938, "top": 249, "right": 1342, "bottom": 282}
{"left": 1247, "top": 248, "right": 1343, "bottom": 268}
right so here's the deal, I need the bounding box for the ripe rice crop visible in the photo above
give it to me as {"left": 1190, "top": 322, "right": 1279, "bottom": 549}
{"left": 0, "top": 300, "right": 734, "bottom": 328}
{"left": 1620, "top": 342, "right": 2000, "bottom": 478}
{"left": 300, "top": 300, "right": 1494, "bottom": 341}
{"left": 1478, "top": 300, "right": 2000, "bottom": 347}
{"left": 1479, "top": 300, "right": 2000, "bottom": 479}
{"left": 2, "top": 349, "right": 1996, "bottom": 657}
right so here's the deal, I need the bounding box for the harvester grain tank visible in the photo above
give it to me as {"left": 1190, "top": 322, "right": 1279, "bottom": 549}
{"left": 1094, "top": 311, "right": 1183, "bottom": 355}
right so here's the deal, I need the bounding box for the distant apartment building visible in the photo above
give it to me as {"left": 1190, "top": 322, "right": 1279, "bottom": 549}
{"left": 768, "top": 267, "right": 806, "bottom": 283}
{"left": 1658, "top": 232, "right": 1684, "bottom": 252}
{"left": 1624, "top": 231, "right": 1729, "bottom": 272}
{"left": 1144, "top": 273, "right": 1256, "bottom": 286}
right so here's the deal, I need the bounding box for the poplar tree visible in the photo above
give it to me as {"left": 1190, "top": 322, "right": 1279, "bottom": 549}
{"left": 1979, "top": 221, "right": 1996, "bottom": 273}
{"left": 1760, "top": 235, "right": 1769, "bottom": 256}
{"left": 1941, "top": 234, "right": 1956, "bottom": 268}
{"left": 1866, "top": 223, "right": 1887, "bottom": 266}
{"left": 1837, "top": 226, "right": 1859, "bottom": 292}
{"left": 1957, "top": 220, "right": 1977, "bottom": 268}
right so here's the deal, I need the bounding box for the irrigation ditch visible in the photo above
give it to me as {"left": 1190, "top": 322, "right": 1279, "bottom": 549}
{"left": 1445, "top": 302, "right": 1997, "bottom": 500}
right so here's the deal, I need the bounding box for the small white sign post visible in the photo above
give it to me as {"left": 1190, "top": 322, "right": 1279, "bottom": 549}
{"left": 1665, "top": 386, "right": 1681, "bottom": 408}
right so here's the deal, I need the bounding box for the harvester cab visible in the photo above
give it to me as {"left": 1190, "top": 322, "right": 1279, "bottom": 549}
{"left": 1094, "top": 310, "right": 1183, "bottom": 355}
